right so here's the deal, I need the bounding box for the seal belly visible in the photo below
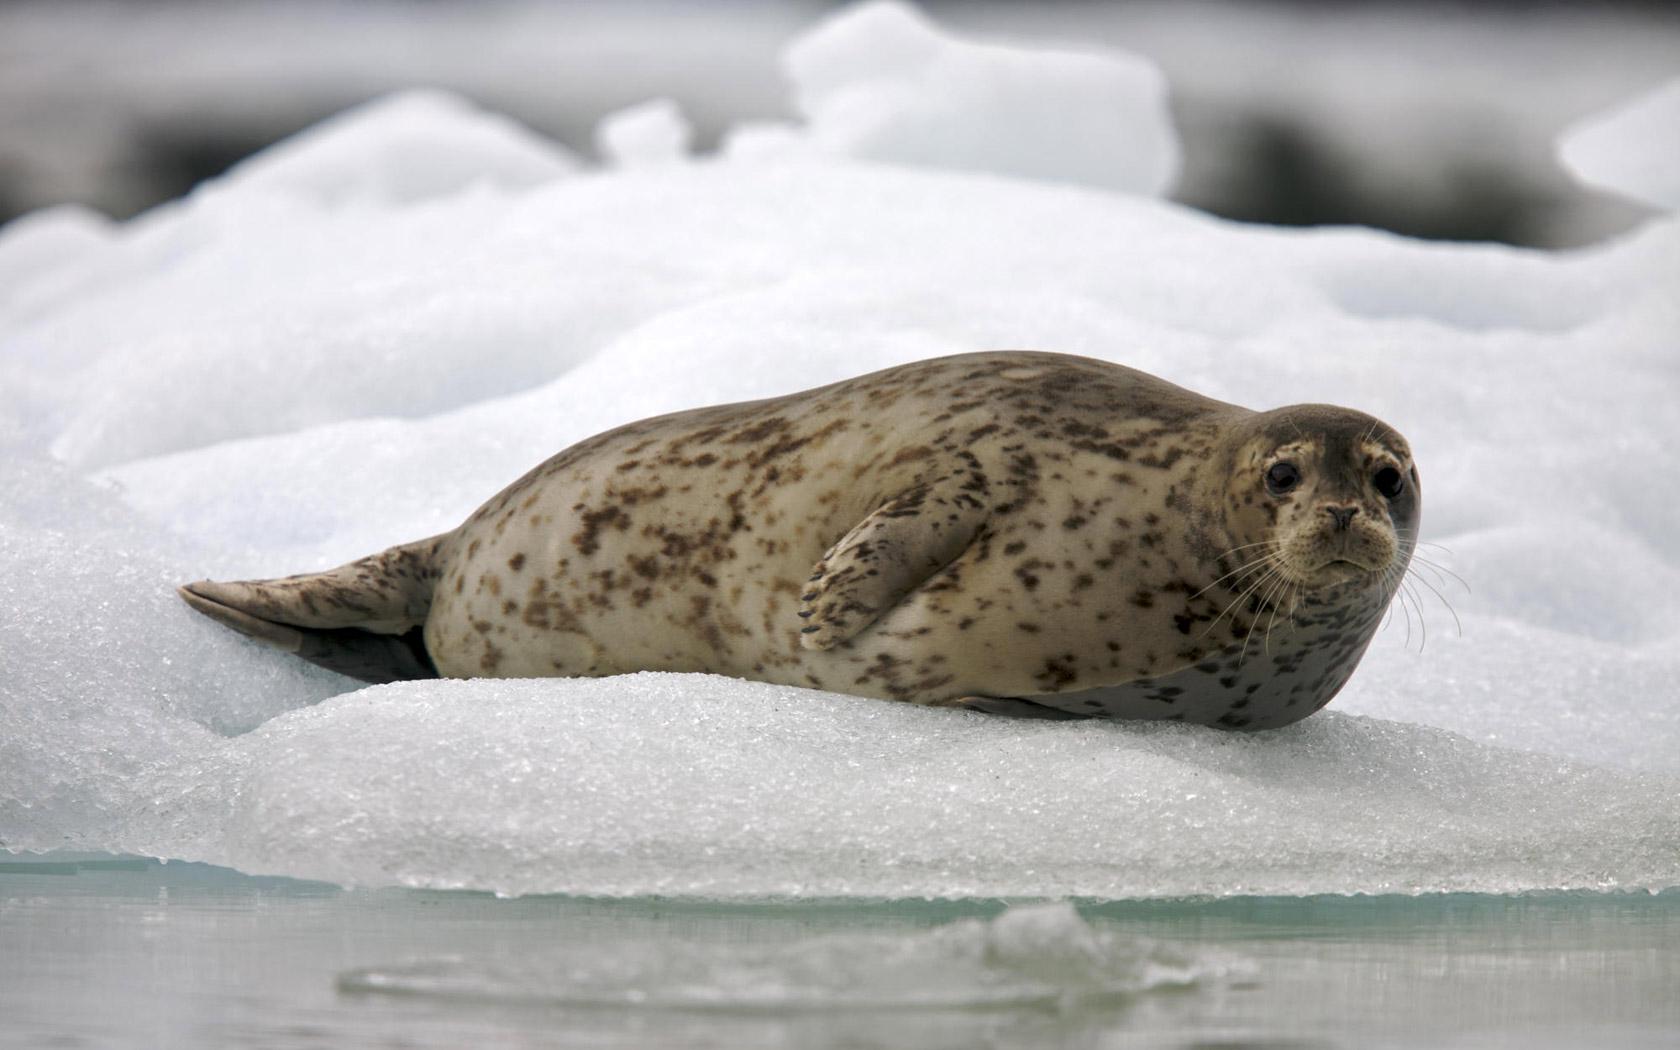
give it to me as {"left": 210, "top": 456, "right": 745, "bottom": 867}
{"left": 993, "top": 585, "right": 1389, "bottom": 730}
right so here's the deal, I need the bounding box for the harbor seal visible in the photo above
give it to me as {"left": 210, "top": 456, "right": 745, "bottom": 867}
{"left": 179, "top": 351, "right": 1419, "bottom": 730}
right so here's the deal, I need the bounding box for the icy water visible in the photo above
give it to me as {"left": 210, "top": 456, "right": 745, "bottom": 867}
{"left": 3, "top": 858, "right": 1677, "bottom": 1049}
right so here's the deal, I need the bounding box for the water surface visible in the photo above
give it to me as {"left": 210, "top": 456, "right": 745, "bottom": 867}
{"left": 3, "top": 857, "right": 1676, "bottom": 1049}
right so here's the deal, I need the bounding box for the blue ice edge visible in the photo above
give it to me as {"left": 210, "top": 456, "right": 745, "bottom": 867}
{"left": 5, "top": 851, "right": 1679, "bottom": 912}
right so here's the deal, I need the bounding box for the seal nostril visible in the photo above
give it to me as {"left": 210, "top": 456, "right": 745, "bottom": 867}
{"left": 1326, "top": 506, "right": 1358, "bottom": 530}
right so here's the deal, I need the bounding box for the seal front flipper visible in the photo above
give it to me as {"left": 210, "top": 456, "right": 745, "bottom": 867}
{"left": 798, "top": 478, "right": 989, "bottom": 650}
{"left": 954, "top": 696, "right": 1091, "bottom": 720}
{"left": 178, "top": 534, "right": 446, "bottom": 684}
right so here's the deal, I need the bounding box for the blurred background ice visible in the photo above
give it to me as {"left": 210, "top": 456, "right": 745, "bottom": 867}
{"left": 3, "top": 0, "right": 1676, "bottom": 246}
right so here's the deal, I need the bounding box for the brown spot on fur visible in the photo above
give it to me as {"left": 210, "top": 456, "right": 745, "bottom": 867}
{"left": 890, "top": 445, "right": 934, "bottom": 466}
{"left": 572, "top": 504, "right": 629, "bottom": 556}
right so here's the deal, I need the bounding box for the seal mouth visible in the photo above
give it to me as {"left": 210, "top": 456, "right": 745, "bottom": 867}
{"left": 1309, "top": 558, "right": 1378, "bottom": 585}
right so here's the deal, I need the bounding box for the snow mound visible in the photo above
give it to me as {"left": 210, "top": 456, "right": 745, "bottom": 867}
{"left": 1559, "top": 76, "right": 1680, "bottom": 211}
{"left": 776, "top": 0, "right": 1179, "bottom": 196}
{"left": 0, "top": 205, "right": 118, "bottom": 332}
{"left": 209, "top": 88, "right": 578, "bottom": 208}
{"left": 7, "top": 111, "right": 713, "bottom": 470}
{"left": 0, "top": 205, "right": 113, "bottom": 293}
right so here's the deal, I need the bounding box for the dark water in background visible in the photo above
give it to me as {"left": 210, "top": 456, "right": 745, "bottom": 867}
{"left": 3, "top": 857, "right": 1677, "bottom": 1049}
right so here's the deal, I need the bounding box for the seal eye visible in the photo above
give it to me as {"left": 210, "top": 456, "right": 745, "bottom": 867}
{"left": 1265, "top": 462, "right": 1300, "bottom": 496}
{"left": 1374, "top": 466, "right": 1404, "bottom": 499}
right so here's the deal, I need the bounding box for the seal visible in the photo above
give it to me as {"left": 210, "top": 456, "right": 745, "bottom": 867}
{"left": 179, "top": 351, "right": 1419, "bottom": 730}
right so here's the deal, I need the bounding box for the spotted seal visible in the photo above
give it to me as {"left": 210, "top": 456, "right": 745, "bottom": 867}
{"left": 179, "top": 351, "right": 1419, "bottom": 730}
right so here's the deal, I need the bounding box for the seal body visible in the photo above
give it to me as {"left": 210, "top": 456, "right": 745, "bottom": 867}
{"left": 181, "top": 352, "right": 1419, "bottom": 730}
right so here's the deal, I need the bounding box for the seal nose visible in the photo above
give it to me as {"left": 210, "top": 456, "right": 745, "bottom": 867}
{"left": 1325, "top": 505, "right": 1358, "bottom": 531}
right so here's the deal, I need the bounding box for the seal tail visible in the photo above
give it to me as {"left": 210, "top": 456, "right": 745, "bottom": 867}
{"left": 179, "top": 534, "right": 448, "bottom": 684}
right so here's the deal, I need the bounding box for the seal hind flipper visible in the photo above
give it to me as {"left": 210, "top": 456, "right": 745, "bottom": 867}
{"left": 179, "top": 535, "right": 446, "bottom": 684}
{"left": 798, "top": 479, "right": 988, "bottom": 650}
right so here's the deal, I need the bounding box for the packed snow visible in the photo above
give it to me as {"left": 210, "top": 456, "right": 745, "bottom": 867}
{"left": 1, "top": 2, "right": 1676, "bottom": 899}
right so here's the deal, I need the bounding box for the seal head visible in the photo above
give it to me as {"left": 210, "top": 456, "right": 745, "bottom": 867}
{"left": 1219, "top": 405, "right": 1419, "bottom": 601}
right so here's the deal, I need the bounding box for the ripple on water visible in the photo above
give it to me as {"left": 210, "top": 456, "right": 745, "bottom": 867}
{"left": 336, "top": 902, "right": 1246, "bottom": 1012}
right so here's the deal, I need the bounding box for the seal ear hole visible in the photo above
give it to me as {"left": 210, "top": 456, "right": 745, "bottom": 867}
{"left": 1374, "top": 466, "right": 1404, "bottom": 499}
{"left": 1264, "top": 462, "right": 1301, "bottom": 496}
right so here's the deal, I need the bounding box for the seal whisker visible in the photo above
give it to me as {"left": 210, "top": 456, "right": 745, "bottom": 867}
{"left": 1201, "top": 552, "right": 1281, "bottom": 628}
{"left": 1210, "top": 541, "right": 1279, "bottom": 566}
{"left": 1402, "top": 557, "right": 1453, "bottom": 591}
{"left": 1241, "top": 571, "right": 1288, "bottom": 662}
{"left": 1395, "top": 532, "right": 1463, "bottom": 573}
{"left": 1210, "top": 559, "right": 1282, "bottom": 639}
{"left": 1407, "top": 553, "right": 1471, "bottom": 595}
{"left": 1386, "top": 567, "right": 1416, "bottom": 650}
{"left": 1405, "top": 565, "right": 1463, "bottom": 638}
{"left": 1206, "top": 540, "right": 1279, "bottom": 569}
{"left": 1397, "top": 581, "right": 1411, "bottom": 648}
{"left": 1202, "top": 556, "right": 1283, "bottom": 642}
{"left": 1402, "top": 578, "right": 1429, "bottom": 653}
{"left": 1240, "top": 567, "right": 1293, "bottom": 664}
{"left": 1262, "top": 576, "right": 1300, "bottom": 654}
{"left": 1406, "top": 555, "right": 1471, "bottom": 596}
{"left": 1191, "top": 547, "right": 1279, "bottom": 601}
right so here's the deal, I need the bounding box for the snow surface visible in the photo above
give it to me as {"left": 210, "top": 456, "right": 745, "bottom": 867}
{"left": 1, "top": 3, "right": 1677, "bottom": 899}
{"left": 1559, "top": 75, "right": 1680, "bottom": 212}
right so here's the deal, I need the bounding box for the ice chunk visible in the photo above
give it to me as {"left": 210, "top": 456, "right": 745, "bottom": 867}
{"left": 1, "top": 7, "right": 1677, "bottom": 900}
{"left": 0, "top": 439, "right": 341, "bottom": 856}
{"left": 338, "top": 902, "right": 1227, "bottom": 1009}
{"left": 199, "top": 676, "right": 1680, "bottom": 898}
{"left": 206, "top": 88, "right": 579, "bottom": 208}
{"left": 720, "top": 120, "right": 818, "bottom": 164}
{"left": 595, "top": 97, "right": 694, "bottom": 167}
{"left": 777, "top": 0, "right": 1179, "bottom": 196}
{"left": 1559, "top": 76, "right": 1680, "bottom": 212}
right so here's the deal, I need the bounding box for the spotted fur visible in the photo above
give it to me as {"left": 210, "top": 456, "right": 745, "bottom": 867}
{"left": 180, "top": 352, "right": 1419, "bottom": 730}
